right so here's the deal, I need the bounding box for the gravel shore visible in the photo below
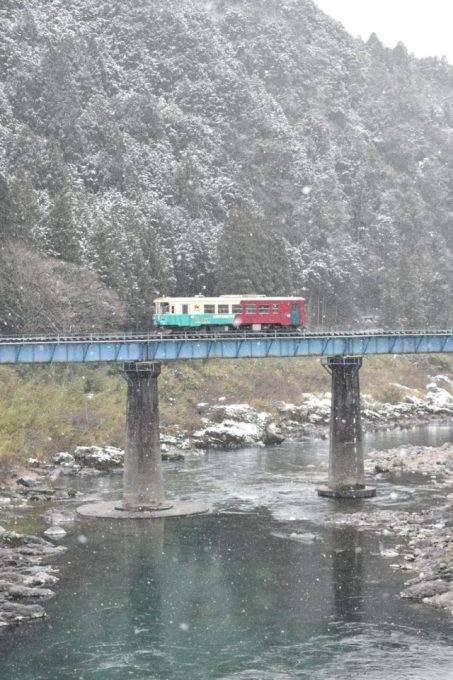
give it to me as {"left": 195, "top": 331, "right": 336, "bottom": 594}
{"left": 360, "top": 443, "right": 453, "bottom": 615}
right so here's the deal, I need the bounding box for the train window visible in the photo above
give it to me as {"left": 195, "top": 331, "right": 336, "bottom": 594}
{"left": 232, "top": 304, "right": 242, "bottom": 313}
{"left": 218, "top": 304, "right": 229, "bottom": 313}
{"left": 272, "top": 304, "right": 279, "bottom": 313}
{"left": 171, "top": 306, "right": 175, "bottom": 313}
{"left": 245, "top": 304, "right": 256, "bottom": 314}
{"left": 161, "top": 302, "right": 170, "bottom": 313}
{"left": 182, "top": 304, "right": 188, "bottom": 314}
{"left": 258, "top": 304, "right": 270, "bottom": 313}
{"left": 204, "top": 304, "right": 215, "bottom": 313}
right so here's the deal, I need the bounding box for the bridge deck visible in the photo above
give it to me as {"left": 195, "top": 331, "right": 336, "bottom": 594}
{"left": 0, "top": 330, "right": 451, "bottom": 364}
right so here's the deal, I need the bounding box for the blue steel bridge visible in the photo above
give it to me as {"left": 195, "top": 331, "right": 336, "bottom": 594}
{"left": 0, "top": 329, "right": 452, "bottom": 364}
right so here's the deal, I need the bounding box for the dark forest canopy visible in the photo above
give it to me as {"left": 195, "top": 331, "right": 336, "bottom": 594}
{"left": 0, "top": 0, "right": 452, "bottom": 331}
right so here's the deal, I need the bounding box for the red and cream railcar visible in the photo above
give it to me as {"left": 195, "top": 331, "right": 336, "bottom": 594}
{"left": 153, "top": 295, "right": 306, "bottom": 330}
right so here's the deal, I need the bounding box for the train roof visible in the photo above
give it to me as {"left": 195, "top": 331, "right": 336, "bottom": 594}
{"left": 153, "top": 295, "right": 305, "bottom": 302}
{"left": 153, "top": 295, "right": 244, "bottom": 303}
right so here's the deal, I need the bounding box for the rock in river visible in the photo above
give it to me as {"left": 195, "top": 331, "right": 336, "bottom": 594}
{"left": 193, "top": 403, "right": 284, "bottom": 449}
{"left": 73, "top": 445, "right": 124, "bottom": 470}
{"left": 0, "top": 601, "right": 46, "bottom": 627}
{"left": 400, "top": 579, "right": 450, "bottom": 600}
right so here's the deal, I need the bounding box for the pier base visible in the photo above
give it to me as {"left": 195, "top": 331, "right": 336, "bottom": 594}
{"left": 77, "top": 361, "right": 208, "bottom": 519}
{"left": 317, "top": 356, "right": 375, "bottom": 500}
{"left": 316, "top": 485, "right": 376, "bottom": 499}
{"left": 77, "top": 500, "right": 208, "bottom": 519}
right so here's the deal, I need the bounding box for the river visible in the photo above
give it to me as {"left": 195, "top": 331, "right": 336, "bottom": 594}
{"left": 1, "top": 422, "right": 453, "bottom": 679}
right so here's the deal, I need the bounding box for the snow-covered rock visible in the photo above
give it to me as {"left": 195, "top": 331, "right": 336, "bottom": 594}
{"left": 73, "top": 446, "right": 124, "bottom": 470}
{"left": 425, "top": 386, "right": 453, "bottom": 414}
{"left": 276, "top": 393, "right": 331, "bottom": 425}
{"left": 198, "top": 403, "right": 259, "bottom": 423}
{"left": 431, "top": 374, "right": 453, "bottom": 386}
{"left": 49, "top": 452, "right": 75, "bottom": 466}
{"left": 43, "top": 526, "right": 67, "bottom": 539}
{"left": 193, "top": 420, "right": 264, "bottom": 449}
{"left": 193, "top": 403, "right": 284, "bottom": 449}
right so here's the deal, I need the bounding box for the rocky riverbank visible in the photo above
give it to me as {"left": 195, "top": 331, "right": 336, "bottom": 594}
{"left": 188, "top": 376, "right": 453, "bottom": 450}
{"left": 0, "top": 527, "right": 65, "bottom": 628}
{"left": 276, "top": 377, "right": 453, "bottom": 439}
{"left": 325, "top": 442, "right": 453, "bottom": 616}
{"left": 0, "top": 461, "right": 84, "bottom": 628}
{"left": 167, "top": 377, "right": 453, "bottom": 451}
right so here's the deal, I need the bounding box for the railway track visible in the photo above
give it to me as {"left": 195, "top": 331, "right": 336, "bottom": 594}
{"left": 0, "top": 329, "right": 452, "bottom": 344}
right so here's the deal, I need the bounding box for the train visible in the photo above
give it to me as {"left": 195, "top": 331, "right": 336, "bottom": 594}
{"left": 153, "top": 295, "right": 306, "bottom": 331}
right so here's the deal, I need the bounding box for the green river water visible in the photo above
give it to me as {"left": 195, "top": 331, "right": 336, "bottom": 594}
{"left": 1, "top": 423, "right": 453, "bottom": 679}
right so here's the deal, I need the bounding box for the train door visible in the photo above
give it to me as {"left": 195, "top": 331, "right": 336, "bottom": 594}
{"left": 290, "top": 303, "right": 300, "bottom": 325}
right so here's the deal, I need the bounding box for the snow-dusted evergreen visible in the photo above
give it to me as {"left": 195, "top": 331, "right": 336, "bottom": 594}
{"left": 1, "top": 0, "right": 452, "bottom": 331}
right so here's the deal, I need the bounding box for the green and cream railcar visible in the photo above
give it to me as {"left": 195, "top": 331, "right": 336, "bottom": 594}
{"left": 153, "top": 295, "right": 246, "bottom": 330}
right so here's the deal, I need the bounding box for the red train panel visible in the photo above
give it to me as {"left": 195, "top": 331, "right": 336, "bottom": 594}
{"left": 234, "top": 298, "right": 306, "bottom": 327}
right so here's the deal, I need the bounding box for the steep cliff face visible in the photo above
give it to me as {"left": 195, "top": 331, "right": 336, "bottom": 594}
{"left": 1, "top": 0, "right": 452, "bottom": 331}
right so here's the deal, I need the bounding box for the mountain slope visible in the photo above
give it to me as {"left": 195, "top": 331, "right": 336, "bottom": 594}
{"left": 0, "top": 0, "right": 452, "bottom": 330}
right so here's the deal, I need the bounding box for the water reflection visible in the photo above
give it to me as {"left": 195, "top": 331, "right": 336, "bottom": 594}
{"left": 122, "top": 520, "right": 165, "bottom": 637}
{"left": 331, "top": 527, "right": 364, "bottom": 622}
{"left": 0, "top": 512, "right": 452, "bottom": 680}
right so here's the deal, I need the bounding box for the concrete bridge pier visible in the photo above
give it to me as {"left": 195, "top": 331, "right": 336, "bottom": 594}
{"left": 317, "top": 356, "right": 375, "bottom": 499}
{"left": 121, "top": 361, "right": 168, "bottom": 511}
{"left": 77, "top": 361, "right": 208, "bottom": 519}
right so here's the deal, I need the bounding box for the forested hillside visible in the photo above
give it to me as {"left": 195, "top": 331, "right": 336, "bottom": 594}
{"left": 0, "top": 0, "right": 452, "bottom": 331}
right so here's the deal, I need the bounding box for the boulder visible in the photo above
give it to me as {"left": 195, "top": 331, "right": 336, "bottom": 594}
{"left": 192, "top": 403, "right": 284, "bottom": 449}
{"left": 49, "top": 452, "right": 75, "bottom": 466}
{"left": 427, "top": 588, "right": 453, "bottom": 614}
{"left": 276, "top": 394, "right": 331, "bottom": 425}
{"left": 400, "top": 579, "right": 450, "bottom": 600}
{"left": 193, "top": 421, "right": 263, "bottom": 449}
{"left": 16, "top": 542, "right": 65, "bottom": 558}
{"left": 15, "top": 476, "right": 38, "bottom": 488}
{"left": 43, "top": 526, "right": 67, "bottom": 539}
{"left": 7, "top": 585, "right": 55, "bottom": 600}
{"left": 22, "top": 569, "right": 59, "bottom": 587}
{"left": 203, "top": 403, "right": 262, "bottom": 424}
{"left": 0, "top": 602, "right": 46, "bottom": 627}
{"left": 425, "top": 386, "right": 453, "bottom": 414}
{"left": 73, "top": 446, "right": 124, "bottom": 470}
{"left": 261, "top": 422, "right": 285, "bottom": 445}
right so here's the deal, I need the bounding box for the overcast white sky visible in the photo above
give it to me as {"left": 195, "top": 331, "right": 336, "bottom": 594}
{"left": 315, "top": 0, "right": 453, "bottom": 63}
